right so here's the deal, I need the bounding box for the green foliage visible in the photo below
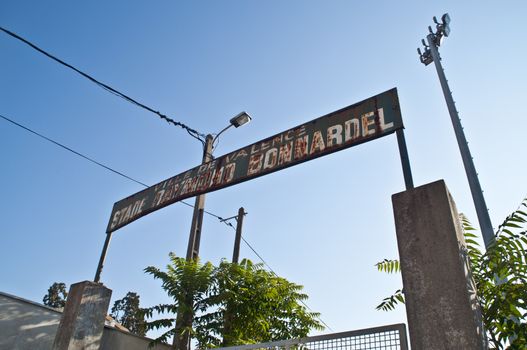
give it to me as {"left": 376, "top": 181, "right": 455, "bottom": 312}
{"left": 375, "top": 289, "right": 404, "bottom": 312}
{"left": 143, "top": 253, "right": 214, "bottom": 347}
{"left": 43, "top": 282, "right": 68, "bottom": 309}
{"left": 375, "top": 198, "right": 527, "bottom": 349}
{"left": 465, "top": 199, "right": 527, "bottom": 349}
{"left": 197, "top": 259, "right": 324, "bottom": 348}
{"left": 143, "top": 254, "right": 323, "bottom": 349}
{"left": 375, "top": 259, "right": 400, "bottom": 274}
{"left": 110, "top": 291, "right": 146, "bottom": 336}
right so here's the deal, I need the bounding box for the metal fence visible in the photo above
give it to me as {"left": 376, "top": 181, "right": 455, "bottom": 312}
{"left": 213, "top": 324, "right": 408, "bottom": 350}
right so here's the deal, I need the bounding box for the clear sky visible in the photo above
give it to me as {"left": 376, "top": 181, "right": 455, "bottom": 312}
{"left": 1, "top": 0, "right": 526, "bottom": 338}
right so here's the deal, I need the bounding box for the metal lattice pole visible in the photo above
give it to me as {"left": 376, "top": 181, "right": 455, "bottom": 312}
{"left": 419, "top": 14, "right": 494, "bottom": 249}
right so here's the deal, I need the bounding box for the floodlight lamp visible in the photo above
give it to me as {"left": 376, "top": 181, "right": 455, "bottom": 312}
{"left": 428, "top": 25, "right": 434, "bottom": 34}
{"left": 442, "top": 13, "right": 451, "bottom": 25}
{"left": 433, "top": 16, "right": 439, "bottom": 24}
{"left": 421, "top": 39, "right": 428, "bottom": 47}
{"left": 443, "top": 24, "right": 451, "bottom": 37}
{"left": 417, "top": 47, "right": 422, "bottom": 56}
{"left": 437, "top": 33, "right": 445, "bottom": 46}
{"left": 230, "top": 111, "right": 252, "bottom": 128}
{"left": 422, "top": 52, "right": 433, "bottom": 66}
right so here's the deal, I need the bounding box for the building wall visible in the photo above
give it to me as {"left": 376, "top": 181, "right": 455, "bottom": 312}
{"left": 0, "top": 291, "right": 171, "bottom": 350}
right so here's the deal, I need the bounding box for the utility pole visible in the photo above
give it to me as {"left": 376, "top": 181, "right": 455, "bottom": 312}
{"left": 221, "top": 206, "right": 246, "bottom": 347}
{"left": 186, "top": 134, "right": 213, "bottom": 261}
{"left": 185, "top": 112, "right": 251, "bottom": 261}
{"left": 232, "top": 207, "right": 246, "bottom": 263}
{"left": 175, "top": 134, "right": 213, "bottom": 350}
{"left": 176, "top": 113, "right": 251, "bottom": 350}
{"left": 418, "top": 14, "right": 495, "bottom": 249}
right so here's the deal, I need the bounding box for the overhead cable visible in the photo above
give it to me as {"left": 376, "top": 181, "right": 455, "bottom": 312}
{"left": 223, "top": 222, "right": 334, "bottom": 332}
{"left": 0, "top": 113, "right": 149, "bottom": 187}
{"left": 0, "top": 26, "right": 206, "bottom": 140}
{"left": 1, "top": 112, "right": 332, "bottom": 331}
{"left": 0, "top": 112, "right": 226, "bottom": 223}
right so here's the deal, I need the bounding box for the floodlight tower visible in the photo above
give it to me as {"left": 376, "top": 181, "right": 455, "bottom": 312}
{"left": 418, "top": 14, "right": 495, "bottom": 249}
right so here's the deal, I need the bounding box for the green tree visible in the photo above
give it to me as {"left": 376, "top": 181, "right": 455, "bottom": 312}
{"left": 196, "top": 259, "right": 323, "bottom": 348}
{"left": 143, "top": 253, "right": 214, "bottom": 349}
{"left": 110, "top": 291, "right": 146, "bottom": 336}
{"left": 43, "top": 282, "right": 68, "bottom": 309}
{"left": 143, "top": 254, "right": 323, "bottom": 349}
{"left": 375, "top": 198, "right": 527, "bottom": 349}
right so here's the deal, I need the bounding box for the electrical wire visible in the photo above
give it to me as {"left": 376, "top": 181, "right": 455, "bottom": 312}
{"left": 0, "top": 113, "right": 149, "bottom": 188}
{"left": 0, "top": 26, "right": 206, "bottom": 140}
{"left": 1, "top": 112, "right": 333, "bottom": 331}
{"left": 0, "top": 112, "right": 206, "bottom": 209}
{"left": 221, "top": 220, "right": 334, "bottom": 331}
{"left": 0, "top": 112, "right": 229, "bottom": 224}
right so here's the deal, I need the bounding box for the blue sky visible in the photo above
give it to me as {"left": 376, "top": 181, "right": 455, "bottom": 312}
{"left": 1, "top": 0, "right": 526, "bottom": 337}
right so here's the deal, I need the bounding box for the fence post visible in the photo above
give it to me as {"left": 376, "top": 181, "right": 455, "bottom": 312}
{"left": 392, "top": 180, "right": 486, "bottom": 349}
{"left": 52, "top": 281, "right": 112, "bottom": 350}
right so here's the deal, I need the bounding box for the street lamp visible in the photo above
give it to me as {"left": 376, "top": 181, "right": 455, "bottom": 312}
{"left": 230, "top": 111, "right": 252, "bottom": 128}
{"left": 185, "top": 111, "right": 252, "bottom": 261}
{"left": 175, "top": 112, "right": 252, "bottom": 350}
{"left": 211, "top": 111, "right": 252, "bottom": 150}
{"left": 418, "top": 14, "right": 495, "bottom": 249}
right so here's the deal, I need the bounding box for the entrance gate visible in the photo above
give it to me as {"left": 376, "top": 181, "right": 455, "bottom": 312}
{"left": 211, "top": 324, "right": 408, "bottom": 350}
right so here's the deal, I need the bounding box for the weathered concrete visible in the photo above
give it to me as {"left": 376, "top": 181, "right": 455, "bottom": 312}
{"left": 0, "top": 290, "right": 172, "bottom": 349}
{"left": 392, "top": 180, "right": 486, "bottom": 349}
{"left": 52, "top": 281, "right": 112, "bottom": 350}
{"left": 100, "top": 327, "right": 171, "bottom": 350}
{"left": 0, "top": 292, "right": 62, "bottom": 350}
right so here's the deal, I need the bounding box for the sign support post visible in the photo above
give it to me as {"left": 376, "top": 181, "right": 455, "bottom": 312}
{"left": 396, "top": 129, "right": 414, "bottom": 190}
{"left": 94, "top": 232, "right": 113, "bottom": 283}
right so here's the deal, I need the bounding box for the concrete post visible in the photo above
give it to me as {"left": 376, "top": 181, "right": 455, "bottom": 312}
{"left": 392, "top": 180, "right": 486, "bottom": 349}
{"left": 52, "top": 281, "right": 112, "bottom": 350}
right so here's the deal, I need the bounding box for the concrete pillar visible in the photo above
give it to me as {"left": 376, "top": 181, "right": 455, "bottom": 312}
{"left": 52, "top": 281, "right": 112, "bottom": 350}
{"left": 392, "top": 180, "right": 486, "bottom": 349}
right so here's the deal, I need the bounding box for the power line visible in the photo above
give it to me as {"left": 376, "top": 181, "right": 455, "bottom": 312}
{"left": 0, "top": 112, "right": 202, "bottom": 209}
{"left": 0, "top": 112, "right": 229, "bottom": 225}
{"left": 0, "top": 113, "right": 149, "bottom": 188}
{"left": 222, "top": 221, "right": 334, "bottom": 331}
{"left": 0, "top": 26, "right": 206, "bottom": 140}
{"left": 1, "top": 112, "right": 333, "bottom": 331}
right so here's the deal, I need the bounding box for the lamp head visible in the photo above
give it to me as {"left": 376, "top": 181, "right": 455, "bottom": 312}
{"left": 230, "top": 111, "right": 252, "bottom": 128}
{"left": 442, "top": 13, "right": 451, "bottom": 25}
{"left": 440, "top": 13, "right": 451, "bottom": 37}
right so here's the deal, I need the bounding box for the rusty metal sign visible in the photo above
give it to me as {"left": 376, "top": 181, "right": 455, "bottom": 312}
{"left": 107, "top": 88, "right": 403, "bottom": 232}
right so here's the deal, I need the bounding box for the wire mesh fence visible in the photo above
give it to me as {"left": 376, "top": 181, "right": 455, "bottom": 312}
{"left": 212, "top": 323, "right": 408, "bottom": 350}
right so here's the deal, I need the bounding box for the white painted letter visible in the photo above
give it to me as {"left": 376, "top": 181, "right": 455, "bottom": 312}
{"left": 378, "top": 108, "right": 394, "bottom": 131}
{"left": 326, "top": 125, "right": 343, "bottom": 147}
{"left": 263, "top": 148, "right": 278, "bottom": 170}
{"left": 310, "top": 131, "right": 325, "bottom": 154}
{"left": 361, "top": 112, "right": 375, "bottom": 136}
{"left": 247, "top": 154, "right": 263, "bottom": 175}
{"left": 278, "top": 142, "right": 293, "bottom": 165}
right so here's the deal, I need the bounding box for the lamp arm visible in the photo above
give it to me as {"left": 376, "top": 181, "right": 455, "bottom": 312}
{"left": 212, "top": 124, "right": 234, "bottom": 146}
